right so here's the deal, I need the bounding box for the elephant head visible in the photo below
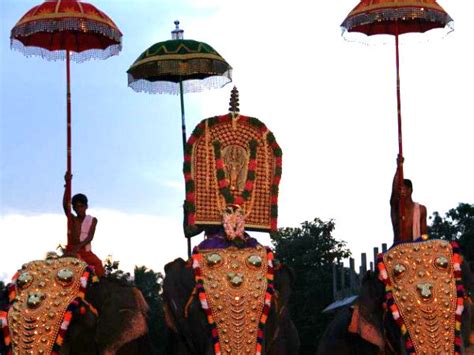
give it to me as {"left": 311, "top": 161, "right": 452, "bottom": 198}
{"left": 317, "top": 242, "right": 474, "bottom": 355}
{"left": 316, "top": 270, "right": 401, "bottom": 355}
{"left": 162, "top": 256, "right": 300, "bottom": 355}
{"left": 1, "top": 257, "right": 151, "bottom": 355}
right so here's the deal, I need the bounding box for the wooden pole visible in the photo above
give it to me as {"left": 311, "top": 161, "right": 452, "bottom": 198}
{"left": 66, "top": 50, "right": 72, "bottom": 242}
{"left": 179, "top": 80, "right": 192, "bottom": 258}
{"left": 395, "top": 26, "right": 406, "bottom": 241}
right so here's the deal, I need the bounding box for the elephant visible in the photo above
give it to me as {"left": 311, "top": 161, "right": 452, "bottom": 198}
{"left": 316, "top": 260, "right": 474, "bottom": 355}
{"left": 0, "top": 257, "right": 152, "bottom": 355}
{"left": 162, "top": 257, "right": 300, "bottom": 355}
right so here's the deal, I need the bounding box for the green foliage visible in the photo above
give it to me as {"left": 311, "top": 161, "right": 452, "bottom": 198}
{"left": 271, "top": 218, "right": 351, "bottom": 354}
{"left": 134, "top": 266, "right": 167, "bottom": 355}
{"left": 428, "top": 202, "right": 474, "bottom": 262}
{"left": 103, "top": 256, "right": 132, "bottom": 284}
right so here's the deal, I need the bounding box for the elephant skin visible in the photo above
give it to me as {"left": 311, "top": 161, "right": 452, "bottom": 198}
{"left": 1, "top": 270, "right": 151, "bottom": 355}
{"left": 162, "top": 257, "right": 300, "bottom": 355}
{"left": 317, "top": 260, "right": 474, "bottom": 355}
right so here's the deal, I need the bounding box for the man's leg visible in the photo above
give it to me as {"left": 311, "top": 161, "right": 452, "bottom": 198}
{"left": 77, "top": 250, "right": 105, "bottom": 277}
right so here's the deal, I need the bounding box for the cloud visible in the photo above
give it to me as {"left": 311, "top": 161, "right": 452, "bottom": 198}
{"left": 0, "top": 210, "right": 190, "bottom": 281}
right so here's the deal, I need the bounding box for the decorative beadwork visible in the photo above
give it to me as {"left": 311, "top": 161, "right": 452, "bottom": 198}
{"left": 183, "top": 112, "right": 282, "bottom": 237}
{"left": 378, "top": 240, "right": 466, "bottom": 355}
{"left": 192, "top": 246, "right": 274, "bottom": 354}
{"left": 3, "top": 258, "right": 97, "bottom": 355}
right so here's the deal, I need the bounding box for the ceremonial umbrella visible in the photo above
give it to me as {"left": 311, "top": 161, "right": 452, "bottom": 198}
{"left": 341, "top": 0, "right": 452, "bottom": 240}
{"left": 127, "top": 21, "right": 232, "bottom": 256}
{"left": 11, "top": 0, "right": 122, "bottom": 237}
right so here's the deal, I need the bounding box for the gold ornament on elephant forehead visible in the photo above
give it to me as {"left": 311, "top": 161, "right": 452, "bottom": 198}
{"left": 383, "top": 240, "right": 457, "bottom": 354}
{"left": 8, "top": 257, "right": 88, "bottom": 355}
{"left": 199, "top": 247, "right": 268, "bottom": 353}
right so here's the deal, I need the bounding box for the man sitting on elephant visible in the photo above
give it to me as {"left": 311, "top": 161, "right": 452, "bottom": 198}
{"left": 390, "top": 155, "right": 428, "bottom": 243}
{"left": 63, "top": 172, "right": 105, "bottom": 277}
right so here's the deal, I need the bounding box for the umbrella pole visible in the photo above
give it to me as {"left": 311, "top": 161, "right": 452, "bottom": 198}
{"left": 179, "top": 79, "right": 192, "bottom": 258}
{"left": 66, "top": 49, "right": 72, "bottom": 241}
{"left": 395, "top": 27, "right": 406, "bottom": 240}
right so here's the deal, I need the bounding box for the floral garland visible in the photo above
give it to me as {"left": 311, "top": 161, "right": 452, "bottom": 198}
{"left": 222, "top": 205, "right": 246, "bottom": 240}
{"left": 0, "top": 273, "right": 18, "bottom": 355}
{"left": 377, "top": 241, "right": 466, "bottom": 355}
{"left": 183, "top": 114, "right": 282, "bottom": 235}
{"left": 257, "top": 247, "right": 275, "bottom": 355}
{"left": 451, "top": 242, "right": 465, "bottom": 355}
{"left": 0, "top": 310, "right": 11, "bottom": 355}
{"left": 191, "top": 246, "right": 275, "bottom": 355}
{"left": 52, "top": 265, "right": 98, "bottom": 353}
{"left": 1, "top": 265, "right": 97, "bottom": 355}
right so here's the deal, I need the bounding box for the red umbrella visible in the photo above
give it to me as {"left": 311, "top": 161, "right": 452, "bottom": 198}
{"left": 11, "top": 0, "right": 122, "bottom": 239}
{"left": 341, "top": 0, "right": 452, "bottom": 240}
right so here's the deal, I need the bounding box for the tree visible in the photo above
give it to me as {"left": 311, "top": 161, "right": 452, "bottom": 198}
{"left": 428, "top": 203, "right": 474, "bottom": 262}
{"left": 271, "top": 218, "right": 351, "bottom": 354}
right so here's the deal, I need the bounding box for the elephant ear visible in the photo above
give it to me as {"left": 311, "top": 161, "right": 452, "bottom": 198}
{"left": 264, "top": 263, "right": 301, "bottom": 353}
{"left": 348, "top": 271, "right": 386, "bottom": 350}
{"left": 273, "top": 263, "right": 294, "bottom": 309}
{"left": 163, "top": 258, "right": 212, "bottom": 353}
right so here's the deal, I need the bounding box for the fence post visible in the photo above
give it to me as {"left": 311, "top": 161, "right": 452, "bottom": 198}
{"left": 340, "top": 262, "right": 345, "bottom": 297}
{"left": 332, "top": 262, "right": 338, "bottom": 300}
{"left": 361, "top": 253, "right": 367, "bottom": 275}
{"left": 373, "top": 247, "right": 379, "bottom": 271}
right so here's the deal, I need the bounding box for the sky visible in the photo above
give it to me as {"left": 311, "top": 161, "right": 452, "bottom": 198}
{"left": 1, "top": 0, "right": 473, "bottom": 282}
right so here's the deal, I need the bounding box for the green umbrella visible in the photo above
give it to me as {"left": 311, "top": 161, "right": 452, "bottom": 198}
{"left": 127, "top": 21, "right": 232, "bottom": 257}
{"left": 127, "top": 21, "right": 232, "bottom": 155}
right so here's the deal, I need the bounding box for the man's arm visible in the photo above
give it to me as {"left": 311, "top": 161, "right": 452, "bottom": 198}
{"left": 63, "top": 172, "right": 72, "bottom": 216}
{"left": 390, "top": 155, "right": 403, "bottom": 207}
{"left": 420, "top": 204, "right": 428, "bottom": 236}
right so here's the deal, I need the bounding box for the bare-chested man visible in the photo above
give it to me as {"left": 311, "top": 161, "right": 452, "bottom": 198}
{"left": 390, "top": 155, "right": 428, "bottom": 243}
{"left": 63, "top": 173, "right": 105, "bottom": 277}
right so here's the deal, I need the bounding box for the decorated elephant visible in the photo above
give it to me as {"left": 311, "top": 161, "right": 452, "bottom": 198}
{"left": 317, "top": 240, "right": 474, "bottom": 355}
{"left": 162, "top": 245, "right": 300, "bottom": 354}
{"left": 161, "top": 88, "right": 299, "bottom": 354}
{"left": 0, "top": 256, "right": 151, "bottom": 354}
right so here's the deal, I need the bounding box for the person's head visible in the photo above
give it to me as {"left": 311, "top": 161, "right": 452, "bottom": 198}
{"left": 401, "top": 179, "right": 413, "bottom": 198}
{"left": 72, "top": 193, "right": 88, "bottom": 217}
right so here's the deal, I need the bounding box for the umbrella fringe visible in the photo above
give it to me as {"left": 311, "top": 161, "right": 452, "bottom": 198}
{"left": 11, "top": 17, "right": 121, "bottom": 44}
{"left": 127, "top": 71, "right": 232, "bottom": 95}
{"left": 342, "top": 7, "right": 453, "bottom": 35}
{"left": 10, "top": 39, "right": 121, "bottom": 63}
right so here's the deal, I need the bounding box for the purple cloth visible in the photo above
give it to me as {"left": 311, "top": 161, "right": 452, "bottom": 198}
{"left": 197, "top": 228, "right": 260, "bottom": 250}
